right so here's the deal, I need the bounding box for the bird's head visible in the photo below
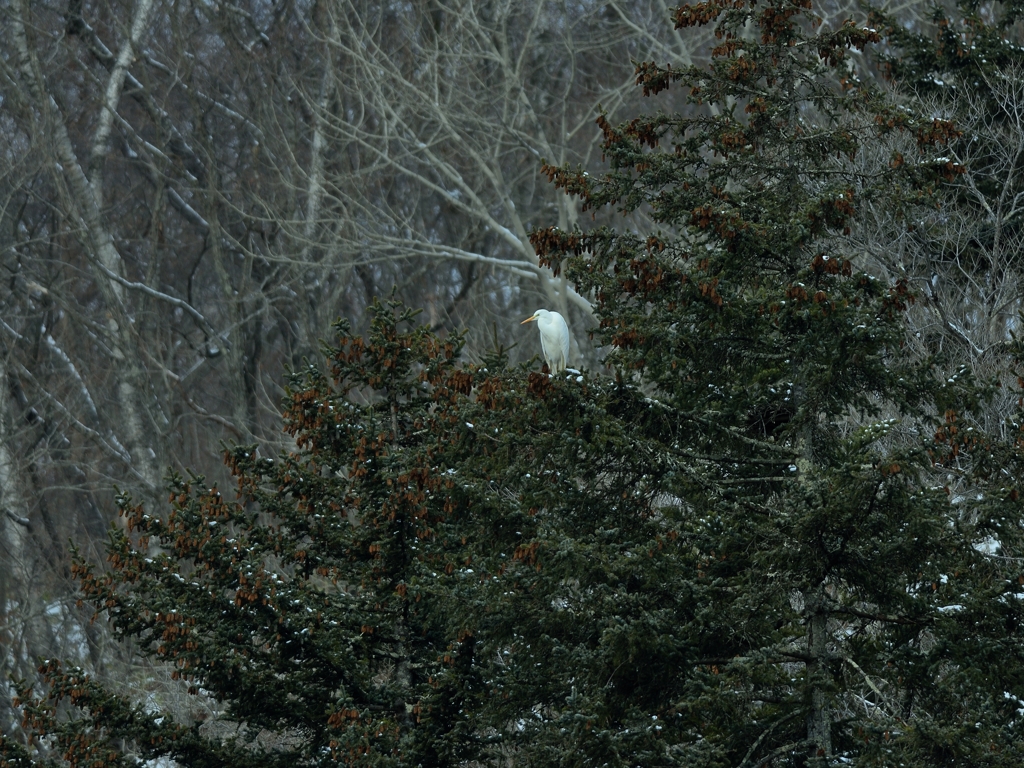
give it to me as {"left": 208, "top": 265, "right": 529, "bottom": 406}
{"left": 520, "top": 309, "right": 549, "bottom": 325}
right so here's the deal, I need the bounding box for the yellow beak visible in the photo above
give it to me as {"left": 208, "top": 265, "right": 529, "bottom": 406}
{"left": 520, "top": 316, "right": 537, "bottom": 324}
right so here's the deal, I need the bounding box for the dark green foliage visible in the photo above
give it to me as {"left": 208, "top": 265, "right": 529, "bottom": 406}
{"left": 5, "top": 2, "right": 1024, "bottom": 767}
{"left": 869, "top": 0, "right": 1024, "bottom": 98}
{"left": 528, "top": 0, "right": 1024, "bottom": 764}
{"left": 2, "top": 299, "right": 492, "bottom": 767}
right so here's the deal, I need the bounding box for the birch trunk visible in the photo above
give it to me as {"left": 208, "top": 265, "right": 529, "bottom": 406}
{"left": 11, "top": 0, "right": 161, "bottom": 499}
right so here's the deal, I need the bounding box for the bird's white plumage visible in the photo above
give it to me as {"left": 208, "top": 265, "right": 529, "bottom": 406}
{"left": 521, "top": 309, "right": 570, "bottom": 373}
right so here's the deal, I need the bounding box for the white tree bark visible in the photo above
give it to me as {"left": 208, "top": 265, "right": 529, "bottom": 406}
{"left": 0, "top": 358, "right": 30, "bottom": 563}
{"left": 88, "top": 0, "right": 157, "bottom": 200}
{"left": 11, "top": 0, "right": 161, "bottom": 498}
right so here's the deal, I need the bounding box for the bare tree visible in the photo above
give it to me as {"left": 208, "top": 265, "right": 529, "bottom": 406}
{"left": 856, "top": 65, "right": 1024, "bottom": 412}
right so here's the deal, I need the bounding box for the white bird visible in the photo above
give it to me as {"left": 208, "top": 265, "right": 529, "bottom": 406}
{"left": 520, "top": 309, "right": 570, "bottom": 373}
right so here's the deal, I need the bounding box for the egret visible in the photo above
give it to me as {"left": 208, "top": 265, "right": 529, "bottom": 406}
{"left": 521, "top": 309, "right": 570, "bottom": 373}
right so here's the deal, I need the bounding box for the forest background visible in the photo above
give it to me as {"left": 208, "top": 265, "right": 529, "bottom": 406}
{"left": 3, "top": 0, "right": 1024, "bottom": 765}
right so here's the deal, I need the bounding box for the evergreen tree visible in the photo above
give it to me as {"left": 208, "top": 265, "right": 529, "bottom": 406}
{"left": 526, "top": 0, "right": 1024, "bottom": 764}
{"left": 5, "top": 2, "right": 1024, "bottom": 767}
{"left": 2, "top": 299, "right": 496, "bottom": 767}
{"left": 870, "top": 0, "right": 1024, "bottom": 96}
